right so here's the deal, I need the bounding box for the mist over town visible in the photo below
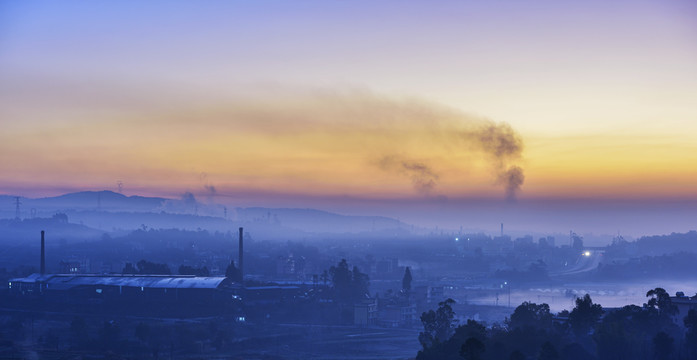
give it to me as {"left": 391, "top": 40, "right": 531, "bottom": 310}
{"left": 1, "top": 1, "right": 697, "bottom": 359}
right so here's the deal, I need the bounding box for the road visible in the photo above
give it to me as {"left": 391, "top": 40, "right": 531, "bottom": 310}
{"left": 550, "top": 250, "right": 604, "bottom": 277}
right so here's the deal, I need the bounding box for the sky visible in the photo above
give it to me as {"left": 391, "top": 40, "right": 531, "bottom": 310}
{"left": 1, "top": 1, "right": 696, "bottom": 237}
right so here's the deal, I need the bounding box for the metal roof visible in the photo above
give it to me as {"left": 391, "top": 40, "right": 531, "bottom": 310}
{"left": 11, "top": 274, "right": 230, "bottom": 290}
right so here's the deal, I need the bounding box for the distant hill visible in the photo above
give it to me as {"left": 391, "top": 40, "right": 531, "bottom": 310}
{"left": 28, "top": 191, "right": 166, "bottom": 212}
{"left": 0, "top": 191, "right": 413, "bottom": 238}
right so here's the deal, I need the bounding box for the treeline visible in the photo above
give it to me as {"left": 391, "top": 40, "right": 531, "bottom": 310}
{"left": 607, "top": 231, "right": 697, "bottom": 257}
{"left": 417, "top": 288, "right": 697, "bottom": 360}
{"left": 636, "top": 231, "right": 697, "bottom": 255}
{"left": 595, "top": 252, "right": 697, "bottom": 280}
{"left": 121, "top": 260, "right": 210, "bottom": 277}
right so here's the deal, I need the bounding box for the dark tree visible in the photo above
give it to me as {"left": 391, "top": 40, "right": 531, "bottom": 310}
{"left": 569, "top": 294, "right": 604, "bottom": 337}
{"left": 594, "top": 304, "right": 652, "bottom": 360}
{"left": 122, "top": 262, "right": 137, "bottom": 274}
{"left": 225, "top": 262, "right": 242, "bottom": 281}
{"left": 460, "top": 337, "right": 485, "bottom": 360}
{"left": 508, "top": 302, "right": 553, "bottom": 331}
{"left": 330, "top": 259, "right": 352, "bottom": 300}
{"left": 328, "top": 259, "right": 370, "bottom": 302}
{"left": 685, "top": 309, "right": 697, "bottom": 359}
{"left": 453, "top": 319, "right": 487, "bottom": 343}
{"left": 402, "top": 266, "right": 413, "bottom": 292}
{"left": 419, "top": 298, "right": 456, "bottom": 349}
{"left": 52, "top": 213, "right": 68, "bottom": 223}
{"left": 646, "top": 288, "right": 677, "bottom": 318}
{"left": 179, "top": 265, "right": 210, "bottom": 277}
{"left": 136, "top": 260, "right": 171, "bottom": 275}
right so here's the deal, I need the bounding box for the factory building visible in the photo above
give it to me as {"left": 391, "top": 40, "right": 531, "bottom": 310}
{"left": 8, "top": 273, "right": 241, "bottom": 316}
{"left": 7, "top": 229, "right": 248, "bottom": 317}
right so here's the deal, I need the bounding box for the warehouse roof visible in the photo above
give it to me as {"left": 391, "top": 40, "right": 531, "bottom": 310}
{"left": 11, "top": 273, "right": 231, "bottom": 290}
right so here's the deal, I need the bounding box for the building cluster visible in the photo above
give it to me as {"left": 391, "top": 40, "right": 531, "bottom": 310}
{"left": 7, "top": 229, "right": 443, "bottom": 329}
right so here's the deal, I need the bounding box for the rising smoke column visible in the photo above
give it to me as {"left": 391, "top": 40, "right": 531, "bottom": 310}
{"left": 473, "top": 122, "right": 525, "bottom": 201}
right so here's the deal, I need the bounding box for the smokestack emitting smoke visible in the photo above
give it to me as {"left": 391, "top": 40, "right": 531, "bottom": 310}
{"left": 238, "top": 227, "right": 243, "bottom": 281}
{"left": 40, "top": 230, "right": 45, "bottom": 275}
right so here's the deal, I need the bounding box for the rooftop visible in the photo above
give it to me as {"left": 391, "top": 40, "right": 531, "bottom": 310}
{"left": 11, "top": 273, "right": 233, "bottom": 290}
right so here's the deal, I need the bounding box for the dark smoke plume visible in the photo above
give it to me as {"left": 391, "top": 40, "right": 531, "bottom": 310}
{"left": 79, "top": 90, "right": 526, "bottom": 200}
{"left": 497, "top": 165, "right": 525, "bottom": 202}
{"left": 204, "top": 184, "right": 217, "bottom": 195}
{"left": 472, "top": 123, "right": 525, "bottom": 200}
{"left": 379, "top": 156, "right": 439, "bottom": 195}
{"left": 476, "top": 123, "right": 523, "bottom": 159}
{"left": 378, "top": 120, "right": 524, "bottom": 199}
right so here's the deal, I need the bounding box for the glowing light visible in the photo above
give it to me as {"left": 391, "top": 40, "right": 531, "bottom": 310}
{"left": 583, "top": 251, "right": 591, "bottom": 257}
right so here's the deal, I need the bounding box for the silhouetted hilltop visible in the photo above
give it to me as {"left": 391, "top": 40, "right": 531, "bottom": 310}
{"left": 28, "top": 190, "right": 166, "bottom": 212}
{"left": 1, "top": 191, "right": 412, "bottom": 237}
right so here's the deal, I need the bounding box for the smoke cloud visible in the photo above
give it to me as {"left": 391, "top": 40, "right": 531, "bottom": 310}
{"left": 365, "top": 97, "right": 525, "bottom": 199}
{"left": 204, "top": 184, "right": 217, "bottom": 195}
{"left": 497, "top": 166, "right": 525, "bottom": 201}
{"left": 3, "top": 89, "right": 526, "bottom": 200}
{"left": 378, "top": 156, "right": 439, "bottom": 195}
{"left": 200, "top": 172, "right": 217, "bottom": 198}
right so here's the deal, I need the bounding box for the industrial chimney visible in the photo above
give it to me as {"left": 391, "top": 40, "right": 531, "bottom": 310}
{"left": 40, "top": 230, "right": 45, "bottom": 275}
{"left": 238, "top": 227, "right": 244, "bottom": 281}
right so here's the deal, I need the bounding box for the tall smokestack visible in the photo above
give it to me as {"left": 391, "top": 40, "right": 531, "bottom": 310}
{"left": 500, "top": 223, "right": 504, "bottom": 237}
{"left": 238, "top": 227, "right": 243, "bottom": 281}
{"left": 40, "top": 230, "right": 45, "bottom": 275}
